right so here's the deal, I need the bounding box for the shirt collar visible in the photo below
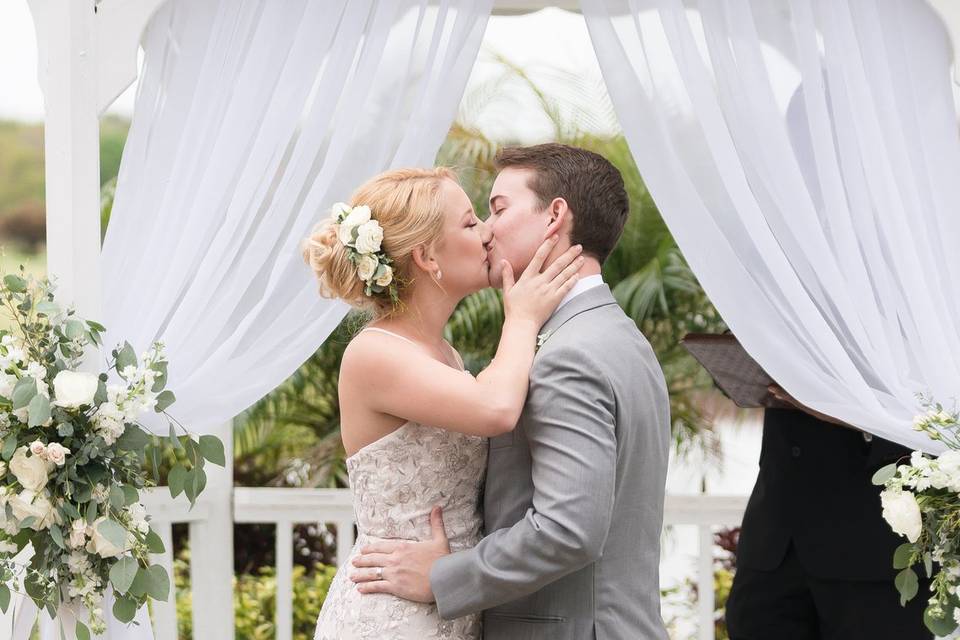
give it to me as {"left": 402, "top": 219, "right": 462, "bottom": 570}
{"left": 556, "top": 274, "right": 605, "bottom": 311}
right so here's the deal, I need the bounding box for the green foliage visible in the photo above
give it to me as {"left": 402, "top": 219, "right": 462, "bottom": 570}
{"left": 173, "top": 549, "right": 337, "bottom": 640}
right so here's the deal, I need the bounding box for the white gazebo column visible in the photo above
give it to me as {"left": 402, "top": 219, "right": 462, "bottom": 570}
{"left": 28, "top": 0, "right": 101, "bottom": 325}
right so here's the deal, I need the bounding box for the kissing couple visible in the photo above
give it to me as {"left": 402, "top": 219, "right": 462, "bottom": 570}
{"left": 307, "top": 143, "right": 671, "bottom": 640}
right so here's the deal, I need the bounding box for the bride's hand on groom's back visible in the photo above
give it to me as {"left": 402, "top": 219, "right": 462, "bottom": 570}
{"left": 502, "top": 236, "right": 583, "bottom": 329}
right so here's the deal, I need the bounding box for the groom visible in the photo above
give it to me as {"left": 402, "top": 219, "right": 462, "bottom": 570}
{"left": 353, "top": 143, "right": 671, "bottom": 639}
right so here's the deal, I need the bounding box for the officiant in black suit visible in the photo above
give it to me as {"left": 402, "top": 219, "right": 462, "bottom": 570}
{"left": 725, "top": 389, "right": 932, "bottom": 640}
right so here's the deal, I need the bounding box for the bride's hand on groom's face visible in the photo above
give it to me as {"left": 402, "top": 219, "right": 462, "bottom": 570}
{"left": 350, "top": 505, "right": 450, "bottom": 603}
{"left": 502, "top": 237, "right": 583, "bottom": 329}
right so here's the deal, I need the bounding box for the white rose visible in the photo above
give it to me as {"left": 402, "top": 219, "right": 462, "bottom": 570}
{"left": 330, "top": 202, "right": 351, "bottom": 222}
{"left": 342, "top": 205, "right": 371, "bottom": 228}
{"left": 86, "top": 516, "right": 134, "bottom": 558}
{"left": 375, "top": 265, "right": 393, "bottom": 288}
{"left": 338, "top": 222, "right": 357, "bottom": 247}
{"left": 881, "top": 490, "right": 923, "bottom": 543}
{"left": 356, "top": 255, "right": 378, "bottom": 282}
{"left": 45, "top": 442, "right": 69, "bottom": 466}
{"left": 354, "top": 220, "right": 384, "bottom": 255}
{"left": 29, "top": 441, "right": 46, "bottom": 457}
{"left": 52, "top": 370, "right": 99, "bottom": 409}
{"left": 0, "top": 541, "right": 17, "bottom": 554}
{"left": 9, "top": 489, "right": 58, "bottom": 530}
{"left": 0, "top": 461, "right": 6, "bottom": 476}
{"left": 9, "top": 446, "right": 51, "bottom": 492}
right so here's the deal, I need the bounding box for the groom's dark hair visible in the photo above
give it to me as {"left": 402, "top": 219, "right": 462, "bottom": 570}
{"left": 494, "top": 143, "right": 629, "bottom": 264}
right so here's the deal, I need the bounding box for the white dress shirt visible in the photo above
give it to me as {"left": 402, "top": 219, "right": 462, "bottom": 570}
{"left": 556, "top": 273, "right": 605, "bottom": 312}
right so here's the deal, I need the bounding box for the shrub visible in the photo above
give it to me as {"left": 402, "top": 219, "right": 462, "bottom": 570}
{"left": 174, "top": 549, "right": 337, "bottom": 640}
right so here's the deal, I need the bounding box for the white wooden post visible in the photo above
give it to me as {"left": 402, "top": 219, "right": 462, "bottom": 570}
{"left": 27, "top": 0, "right": 102, "bottom": 325}
{"left": 187, "top": 419, "right": 235, "bottom": 640}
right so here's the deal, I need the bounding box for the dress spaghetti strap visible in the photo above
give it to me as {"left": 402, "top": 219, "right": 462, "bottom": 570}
{"left": 361, "top": 327, "right": 465, "bottom": 372}
{"left": 361, "top": 327, "right": 419, "bottom": 347}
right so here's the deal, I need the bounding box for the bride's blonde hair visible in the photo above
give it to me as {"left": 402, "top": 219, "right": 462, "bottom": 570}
{"left": 302, "top": 167, "right": 457, "bottom": 318}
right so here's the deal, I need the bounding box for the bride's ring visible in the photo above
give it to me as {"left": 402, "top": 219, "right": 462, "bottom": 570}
{"left": 376, "top": 566, "right": 384, "bottom": 581}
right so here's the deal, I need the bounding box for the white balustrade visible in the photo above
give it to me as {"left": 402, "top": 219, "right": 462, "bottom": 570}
{"left": 141, "top": 489, "right": 745, "bottom": 640}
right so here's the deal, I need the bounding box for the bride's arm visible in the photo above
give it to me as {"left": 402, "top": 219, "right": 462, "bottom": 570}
{"left": 343, "top": 241, "right": 583, "bottom": 438}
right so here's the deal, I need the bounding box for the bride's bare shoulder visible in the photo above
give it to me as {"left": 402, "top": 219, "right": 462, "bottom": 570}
{"left": 340, "top": 329, "right": 420, "bottom": 380}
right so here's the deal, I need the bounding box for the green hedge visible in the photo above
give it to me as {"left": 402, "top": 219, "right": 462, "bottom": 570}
{"left": 173, "top": 551, "right": 337, "bottom": 640}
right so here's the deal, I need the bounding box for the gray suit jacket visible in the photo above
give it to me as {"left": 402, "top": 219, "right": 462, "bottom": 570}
{"left": 431, "top": 285, "right": 670, "bottom": 640}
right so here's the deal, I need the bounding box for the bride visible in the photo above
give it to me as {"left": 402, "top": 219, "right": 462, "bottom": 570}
{"left": 303, "top": 167, "right": 582, "bottom": 639}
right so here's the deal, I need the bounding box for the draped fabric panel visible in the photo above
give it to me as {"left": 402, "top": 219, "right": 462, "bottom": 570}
{"left": 100, "top": 0, "right": 492, "bottom": 436}
{"left": 584, "top": 0, "right": 960, "bottom": 450}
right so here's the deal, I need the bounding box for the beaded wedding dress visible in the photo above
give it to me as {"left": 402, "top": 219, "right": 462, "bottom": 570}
{"left": 314, "top": 332, "right": 487, "bottom": 639}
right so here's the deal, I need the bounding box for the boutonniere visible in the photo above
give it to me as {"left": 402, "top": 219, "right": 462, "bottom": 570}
{"left": 536, "top": 330, "right": 554, "bottom": 351}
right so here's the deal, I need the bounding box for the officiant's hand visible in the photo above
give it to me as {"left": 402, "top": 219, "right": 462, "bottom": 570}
{"left": 767, "top": 384, "right": 855, "bottom": 430}
{"left": 350, "top": 505, "right": 449, "bottom": 603}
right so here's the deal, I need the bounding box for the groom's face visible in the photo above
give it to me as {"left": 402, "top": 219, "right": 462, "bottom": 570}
{"left": 485, "top": 167, "right": 553, "bottom": 289}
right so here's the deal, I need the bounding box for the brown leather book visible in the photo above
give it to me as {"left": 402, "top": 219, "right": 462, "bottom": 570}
{"left": 681, "top": 333, "right": 789, "bottom": 409}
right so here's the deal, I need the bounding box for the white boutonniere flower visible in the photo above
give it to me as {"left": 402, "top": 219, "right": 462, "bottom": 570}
{"left": 536, "top": 330, "right": 554, "bottom": 351}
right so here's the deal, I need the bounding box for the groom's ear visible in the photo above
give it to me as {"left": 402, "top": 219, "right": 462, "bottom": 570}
{"left": 543, "top": 197, "right": 571, "bottom": 240}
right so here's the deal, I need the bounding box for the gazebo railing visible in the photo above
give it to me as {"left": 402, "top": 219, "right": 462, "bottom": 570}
{"left": 142, "top": 488, "right": 747, "bottom": 640}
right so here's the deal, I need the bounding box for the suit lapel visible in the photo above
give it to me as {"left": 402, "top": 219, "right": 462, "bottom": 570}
{"left": 539, "top": 284, "right": 619, "bottom": 337}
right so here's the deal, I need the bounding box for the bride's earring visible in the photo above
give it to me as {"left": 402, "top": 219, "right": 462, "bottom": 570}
{"left": 435, "top": 269, "right": 442, "bottom": 281}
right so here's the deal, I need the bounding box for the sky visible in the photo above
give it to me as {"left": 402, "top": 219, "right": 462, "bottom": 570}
{"left": 0, "top": 3, "right": 619, "bottom": 142}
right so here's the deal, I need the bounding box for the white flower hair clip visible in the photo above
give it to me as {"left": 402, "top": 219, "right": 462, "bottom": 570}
{"left": 330, "top": 202, "right": 399, "bottom": 303}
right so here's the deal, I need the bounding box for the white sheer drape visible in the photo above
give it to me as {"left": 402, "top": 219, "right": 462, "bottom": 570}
{"left": 101, "top": 0, "right": 492, "bottom": 436}
{"left": 584, "top": 0, "right": 960, "bottom": 451}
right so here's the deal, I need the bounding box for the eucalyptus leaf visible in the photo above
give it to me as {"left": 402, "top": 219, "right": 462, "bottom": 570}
{"left": 116, "top": 424, "right": 150, "bottom": 451}
{"left": 895, "top": 567, "right": 919, "bottom": 605}
{"left": 871, "top": 463, "right": 898, "bottom": 486}
{"left": 169, "top": 422, "right": 182, "bottom": 450}
{"left": 167, "top": 465, "right": 187, "bottom": 499}
{"left": 1, "top": 434, "right": 17, "bottom": 461}
{"left": 145, "top": 527, "right": 165, "bottom": 554}
{"left": 924, "top": 604, "right": 958, "bottom": 636}
{"left": 60, "top": 502, "right": 81, "bottom": 520}
{"left": 143, "top": 564, "right": 170, "bottom": 601}
{"left": 11, "top": 377, "right": 37, "bottom": 410}
{"left": 35, "top": 301, "right": 60, "bottom": 317}
{"left": 85, "top": 500, "right": 98, "bottom": 523}
{"left": 64, "top": 319, "right": 86, "bottom": 340}
{"left": 121, "top": 484, "right": 139, "bottom": 506}
{"left": 109, "top": 556, "right": 139, "bottom": 594}
{"left": 109, "top": 486, "right": 126, "bottom": 510}
{"left": 49, "top": 524, "right": 65, "bottom": 550}
{"left": 893, "top": 543, "right": 914, "bottom": 570}
{"left": 3, "top": 275, "right": 26, "bottom": 293}
{"left": 115, "top": 342, "right": 137, "bottom": 375}
{"left": 74, "top": 621, "right": 90, "bottom": 640}
{"left": 112, "top": 594, "right": 137, "bottom": 623}
{"left": 198, "top": 435, "right": 225, "bottom": 467}
{"left": 27, "top": 393, "right": 51, "bottom": 427}
{"left": 0, "top": 583, "right": 9, "bottom": 613}
{"left": 155, "top": 390, "right": 175, "bottom": 413}
{"left": 97, "top": 519, "right": 128, "bottom": 549}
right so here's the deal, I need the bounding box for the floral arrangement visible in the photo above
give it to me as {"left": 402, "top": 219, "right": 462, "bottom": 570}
{"left": 873, "top": 397, "right": 960, "bottom": 636}
{"left": 329, "top": 202, "right": 399, "bottom": 302}
{"left": 0, "top": 268, "right": 223, "bottom": 638}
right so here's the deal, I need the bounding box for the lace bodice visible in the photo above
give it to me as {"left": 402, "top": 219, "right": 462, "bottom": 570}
{"left": 346, "top": 421, "right": 487, "bottom": 550}
{"left": 315, "top": 419, "right": 487, "bottom": 640}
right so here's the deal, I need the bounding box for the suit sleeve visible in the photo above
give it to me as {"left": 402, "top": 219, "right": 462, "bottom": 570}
{"left": 430, "top": 346, "right": 617, "bottom": 619}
